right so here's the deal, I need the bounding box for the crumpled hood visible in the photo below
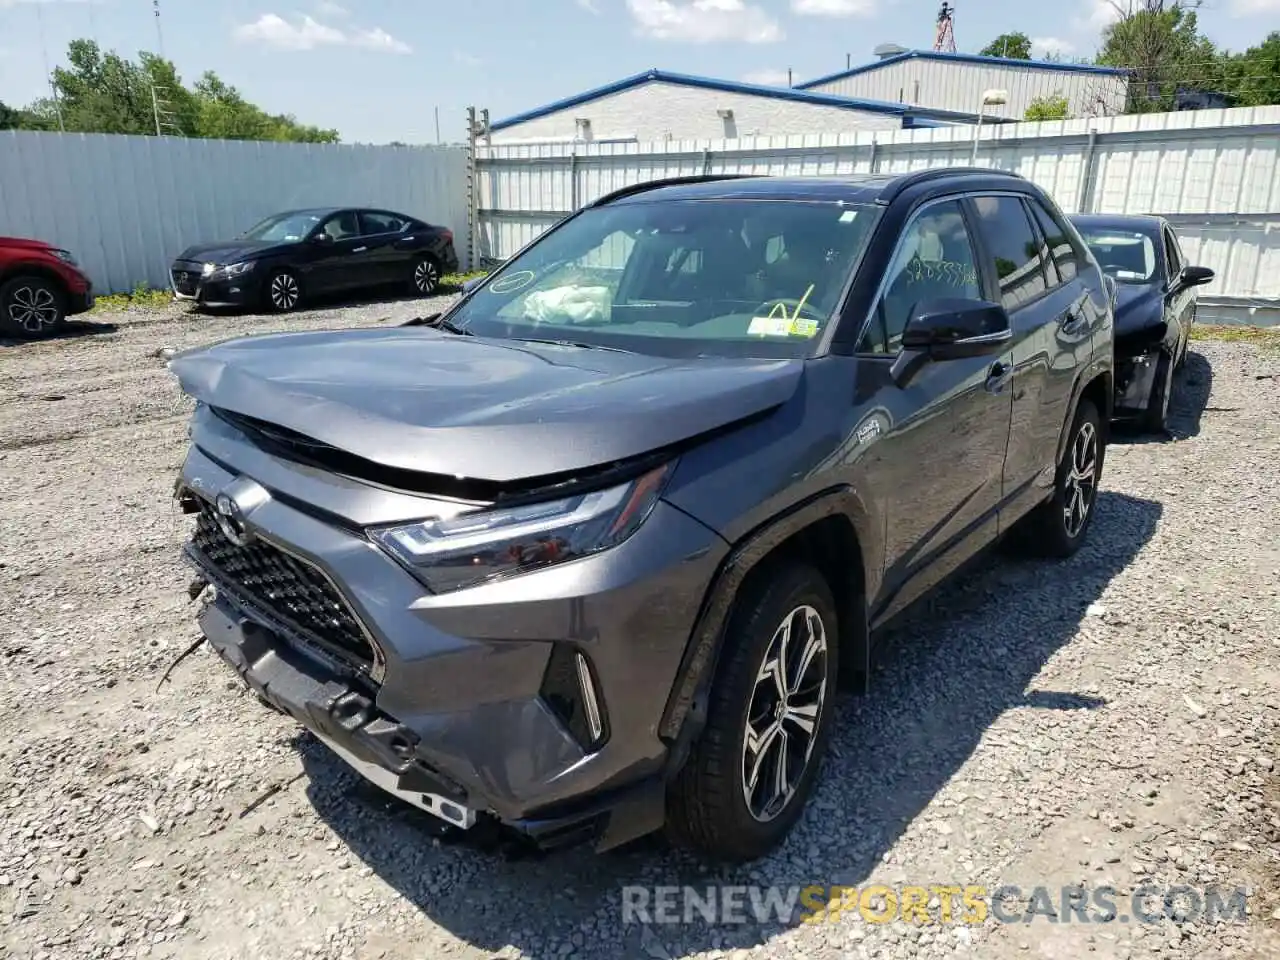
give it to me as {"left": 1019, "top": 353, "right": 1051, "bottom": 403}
{"left": 173, "top": 239, "right": 289, "bottom": 265}
{"left": 1113, "top": 282, "right": 1164, "bottom": 336}
{"left": 169, "top": 328, "right": 804, "bottom": 483}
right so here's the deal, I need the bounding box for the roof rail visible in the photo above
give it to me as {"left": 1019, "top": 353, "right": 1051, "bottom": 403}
{"left": 877, "top": 166, "right": 1025, "bottom": 204}
{"left": 588, "top": 174, "right": 762, "bottom": 208}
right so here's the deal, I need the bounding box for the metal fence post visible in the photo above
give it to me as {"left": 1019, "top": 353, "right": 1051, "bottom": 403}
{"left": 570, "top": 144, "right": 579, "bottom": 212}
{"left": 1076, "top": 128, "right": 1099, "bottom": 214}
{"left": 465, "top": 106, "right": 477, "bottom": 271}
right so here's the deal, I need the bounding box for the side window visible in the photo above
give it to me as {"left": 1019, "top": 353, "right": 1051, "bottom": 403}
{"left": 360, "top": 211, "right": 406, "bottom": 235}
{"left": 1028, "top": 200, "right": 1078, "bottom": 282}
{"left": 969, "top": 195, "right": 1048, "bottom": 311}
{"left": 858, "top": 199, "right": 981, "bottom": 355}
{"left": 320, "top": 211, "right": 360, "bottom": 240}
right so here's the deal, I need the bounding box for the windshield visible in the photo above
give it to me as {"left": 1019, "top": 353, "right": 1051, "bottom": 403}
{"left": 445, "top": 198, "right": 880, "bottom": 359}
{"left": 1077, "top": 228, "right": 1158, "bottom": 284}
{"left": 242, "top": 212, "right": 324, "bottom": 243}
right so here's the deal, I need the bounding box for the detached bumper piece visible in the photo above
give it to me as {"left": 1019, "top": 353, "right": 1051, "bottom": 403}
{"left": 1114, "top": 351, "right": 1160, "bottom": 417}
{"left": 198, "top": 594, "right": 476, "bottom": 830}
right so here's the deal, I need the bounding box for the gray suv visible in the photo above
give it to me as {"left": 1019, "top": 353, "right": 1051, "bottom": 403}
{"left": 170, "top": 169, "right": 1115, "bottom": 863}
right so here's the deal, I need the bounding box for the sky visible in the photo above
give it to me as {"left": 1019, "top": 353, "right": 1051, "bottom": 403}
{"left": 0, "top": 0, "right": 1276, "bottom": 144}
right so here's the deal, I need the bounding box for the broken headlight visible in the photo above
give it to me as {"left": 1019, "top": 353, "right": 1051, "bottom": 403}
{"left": 369, "top": 462, "right": 674, "bottom": 593}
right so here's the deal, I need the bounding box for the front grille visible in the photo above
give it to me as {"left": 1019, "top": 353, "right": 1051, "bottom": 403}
{"left": 187, "top": 499, "right": 376, "bottom": 670}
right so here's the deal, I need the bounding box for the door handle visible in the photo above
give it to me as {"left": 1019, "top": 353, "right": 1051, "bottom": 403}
{"left": 352, "top": 246, "right": 368, "bottom": 253}
{"left": 985, "top": 360, "right": 1014, "bottom": 394}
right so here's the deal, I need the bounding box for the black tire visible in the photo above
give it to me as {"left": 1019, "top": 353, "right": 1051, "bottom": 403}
{"left": 666, "top": 561, "right": 840, "bottom": 863}
{"left": 263, "top": 268, "right": 302, "bottom": 313}
{"left": 1017, "top": 397, "right": 1105, "bottom": 559}
{"left": 0, "top": 275, "right": 66, "bottom": 339}
{"left": 1141, "top": 349, "right": 1174, "bottom": 434}
{"left": 410, "top": 255, "right": 441, "bottom": 296}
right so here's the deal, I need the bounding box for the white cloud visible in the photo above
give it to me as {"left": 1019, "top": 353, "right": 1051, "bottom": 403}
{"left": 1031, "top": 36, "right": 1075, "bottom": 57}
{"left": 791, "top": 0, "right": 875, "bottom": 16}
{"left": 741, "top": 68, "right": 792, "bottom": 86}
{"left": 350, "top": 27, "right": 412, "bottom": 53}
{"left": 626, "top": 0, "right": 783, "bottom": 43}
{"left": 233, "top": 13, "right": 411, "bottom": 54}
{"left": 1079, "top": 0, "right": 1124, "bottom": 31}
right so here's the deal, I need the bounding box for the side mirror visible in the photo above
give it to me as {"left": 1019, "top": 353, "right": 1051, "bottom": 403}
{"left": 461, "top": 277, "right": 483, "bottom": 294}
{"left": 311, "top": 232, "right": 335, "bottom": 246}
{"left": 1177, "top": 264, "right": 1214, "bottom": 289}
{"left": 900, "top": 298, "right": 1012, "bottom": 360}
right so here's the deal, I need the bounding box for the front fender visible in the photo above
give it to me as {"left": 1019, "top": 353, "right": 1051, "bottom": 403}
{"left": 657, "top": 486, "right": 873, "bottom": 757}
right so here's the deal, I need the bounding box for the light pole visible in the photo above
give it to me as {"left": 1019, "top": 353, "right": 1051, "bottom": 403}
{"left": 970, "top": 88, "right": 1009, "bottom": 165}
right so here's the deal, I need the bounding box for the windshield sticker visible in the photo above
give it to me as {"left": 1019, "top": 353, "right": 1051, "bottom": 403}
{"left": 488, "top": 270, "right": 536, "bottom": 294}
{"left": 749, "top": 284, "right": 820, "bottom": 337}
{"left": 839, "top": 210, "right": 858, "bottom": 223}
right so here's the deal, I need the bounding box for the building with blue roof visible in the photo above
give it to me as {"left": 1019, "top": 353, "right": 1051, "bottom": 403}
{"left": 799, "top": 46, "right": 1130, "bottom": 121}
{"left": 486, "top": 68, "right": 1020, "bottom": 145}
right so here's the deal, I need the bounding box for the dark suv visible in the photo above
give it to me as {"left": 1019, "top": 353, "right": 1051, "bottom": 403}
{"left": 169, "top": 168, "right": 1114, "bottom": 863}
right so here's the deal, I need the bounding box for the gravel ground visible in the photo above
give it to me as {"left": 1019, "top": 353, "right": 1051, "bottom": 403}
{"left": 1, "top": 300, "right": 1278, "bottom": 960}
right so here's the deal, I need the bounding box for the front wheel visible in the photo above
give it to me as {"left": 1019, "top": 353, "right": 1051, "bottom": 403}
{"left": 1018, "top": 397, "right": 1105, "bottom": 559}
{"left": 411, "top": 256, "right": 441, "bottom": 296}
{"left": 666, "top": 562, "right": 840, "bottom": 863}
{"left": 0, "top": 275, "right": 66, "bottom": 339}
{"left": 264, "top": 269, "right": 302, "bottom": 313}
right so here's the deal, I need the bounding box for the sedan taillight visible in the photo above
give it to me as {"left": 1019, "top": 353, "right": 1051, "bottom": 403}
{"left": 440, "top": 229, "right": 453, "bottom": 243}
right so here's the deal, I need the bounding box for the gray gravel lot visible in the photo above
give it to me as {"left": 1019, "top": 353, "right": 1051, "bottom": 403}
{"left": 1, "top": 300, "right": 1278, "bottom": 960}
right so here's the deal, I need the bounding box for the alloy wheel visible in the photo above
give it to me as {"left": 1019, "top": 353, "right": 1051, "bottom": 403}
{"left": 270, "top": 273, "right": 299, "bottom": 310}
{"left": 7, "top": 285, "right": 60, "bottom": 333}
{"left": 741, "top": 604, "right": 829, "bottom": 823}
{"left": 414, "top": 260, "right": 439, "bottom": 294}
{"left": 1063, "top": 420, "right": 1098, "bottom": 538}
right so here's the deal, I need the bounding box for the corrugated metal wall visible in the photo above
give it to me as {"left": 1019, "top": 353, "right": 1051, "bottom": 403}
{"left": 475, "top": 106, "right": 1280, "bottom": 322}
{"left": 0, "top": 131, "right": 470, "bottom": 294}
{"left": 803, "top": 59, "right": 1129, "bottom": 121}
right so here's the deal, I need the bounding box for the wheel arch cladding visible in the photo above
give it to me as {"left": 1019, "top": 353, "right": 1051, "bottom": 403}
{"left": 0, "top": 265, "right": 69, "bottom": 299}
{"left": 1058, "top": 368, "right": 1113, "bottom": 466}
{"left": 658, "top": 488, "right": 872, "bottom": 753}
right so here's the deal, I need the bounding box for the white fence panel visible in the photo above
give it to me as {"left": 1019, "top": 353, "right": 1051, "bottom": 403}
{"left": 0, "top": 132, "right": 470, "bottom": 294}
{"left": 476, "top": 105, "right": 1280, "bottom": 323}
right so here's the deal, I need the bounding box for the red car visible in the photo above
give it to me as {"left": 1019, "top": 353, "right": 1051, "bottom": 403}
{"left": 0, "top": 236, "right": 95, "bottom": 339}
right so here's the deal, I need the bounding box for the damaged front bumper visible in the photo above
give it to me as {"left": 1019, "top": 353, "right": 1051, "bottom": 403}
{"left": 1113, "top": 324, "right": 1171, "bottom": 419}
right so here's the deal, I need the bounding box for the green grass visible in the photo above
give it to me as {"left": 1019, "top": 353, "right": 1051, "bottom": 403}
{"left": 439, "top": 269, "right": 490, "bottom": 290}
{"left": 1190, "top": 324, "right": 1280, "bottom": 352}
{"left": 92, "top": 282, "right": 174, "bottom": 313}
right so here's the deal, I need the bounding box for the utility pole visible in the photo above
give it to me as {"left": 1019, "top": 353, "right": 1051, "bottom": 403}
{"left": 34, "top": 2, "right": 64, "bottom": 131}
{"left": 434, "top": 106, "right": 441, "bottom": 145}
{"left": 153, "top": 0, "right": 166, "bottom": 58}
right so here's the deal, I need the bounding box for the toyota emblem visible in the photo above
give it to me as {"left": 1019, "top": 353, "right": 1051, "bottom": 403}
{"left": 214, "top": 492, "right": 253, "bottom": 546}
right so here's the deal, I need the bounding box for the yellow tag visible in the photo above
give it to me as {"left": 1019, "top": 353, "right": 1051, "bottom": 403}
{"left": 789, "top": 318, "right": 819, "bottom": 337}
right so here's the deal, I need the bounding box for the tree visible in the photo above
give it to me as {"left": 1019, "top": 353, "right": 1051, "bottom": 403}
{"left": 1220, "top": 32, "right": 1280, "bottom": 108}
{"left": 1095, "top": 2, "right": 1219, "bottom": 113}
{"left": 980, "top": 32, "right": 1032, "bottom": 60}
{"left": 8, "top": 39, "right": 339, "bottom": 142}
{"left": 1025, "top": 94, "right": 1071, "bottom": 120}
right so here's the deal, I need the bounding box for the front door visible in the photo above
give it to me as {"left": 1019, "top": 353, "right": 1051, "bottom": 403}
{"left": 357, "top": 210, "right": 411, "bottom": 286}
{"left": 307, "top": 211, "right": 367, "bottom": 294}
{"left": 854, "top": 197, "right": 1015, "bottom": 625}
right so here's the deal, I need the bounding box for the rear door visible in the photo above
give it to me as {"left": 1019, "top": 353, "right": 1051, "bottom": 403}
{"left": 853, "top": 196, "right": 1015, "bottom": 624}
{"left": 357, "top": 210, "right": 411, "bottom": 286}
{"left": 967, "top": 193, "right": 1090, "bottom": 528}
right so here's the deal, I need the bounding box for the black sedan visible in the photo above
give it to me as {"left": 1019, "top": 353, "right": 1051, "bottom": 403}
{"left": 169, "top": 207, "right": 459, "bottom": 312}
{"left": 1070, "top": 213, "right": 1214, "bottom": 432}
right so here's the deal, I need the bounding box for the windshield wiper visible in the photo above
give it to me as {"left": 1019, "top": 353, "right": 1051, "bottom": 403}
{"left": 402, "top": 313, "right": 472, "bottom": 335}
{"left": 510, "top": 337, "right": 635, "bottom": 354}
